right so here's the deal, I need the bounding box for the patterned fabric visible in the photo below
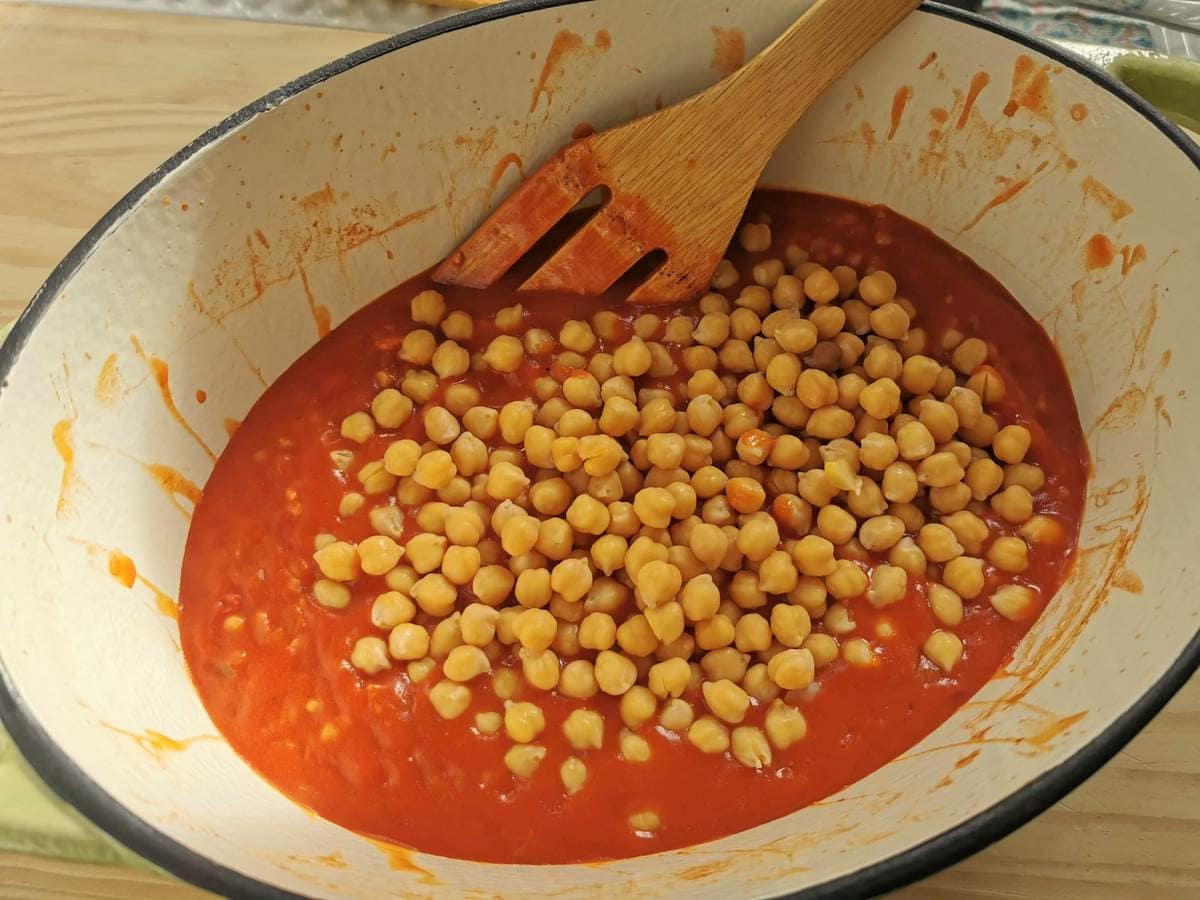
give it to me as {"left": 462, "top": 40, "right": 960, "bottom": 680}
{"left": 981, "top": 0, "right": 1200, "bottom": 58}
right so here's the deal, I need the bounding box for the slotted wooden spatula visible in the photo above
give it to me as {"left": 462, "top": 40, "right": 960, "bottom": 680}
{"left": 434, "top": 0, "right": 921, "bottom": 304}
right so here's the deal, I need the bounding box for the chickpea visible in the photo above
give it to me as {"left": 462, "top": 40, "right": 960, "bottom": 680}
{"left": 501, "top": 700, "right": 545, "bottom": 743}
{"left": 869, "top": 302, "right": 910, "bottom": 340}
{"left": 805, "top": 405, "right": 855, "bottom": 440}
{"left": 586, "top": 534, "right": 626, "bottom": 578}
{"left": 648, "top": 657, "right": 691, "bottom": 698}
{"left": 923, "top": 630, "right": 963, "bottom": 673}
{"left": 643, "top": 433, "right": 684, "bottom": 471}
{"left": 347, "top": 635, "right": 390, "bottom": 675}
{"left": 986, "top": 535, "right": 1029, "bottom": 573}
{"left": 727, "top": 570, "right": 765, "bottom": 612}
{"left": 928, "top": 583, "right": 963, "bottom": 627}
{"left": 737, "top": 662, "right": 778, "bottom": 704}
{"left": 355, "top": 536, "right": 401, "bottom": 578}
{"left": 863, "top": 343, "right": 902, "bottom": 380}
{"left": 839, "top": 637, "right": 876, "bottom": 667}
{"left": 766, "top": 648, "right": 815, "bottom": 690}
{"left": 691, "top": 311, "right": 729, "bottom": 348}
{"left": 659, "top": 698, "right": 695, "bottom": 731}
{"left": 613, "top": 688, "right": 655, "bottom": 735}
{"left": 413, "top": 450, "right": 457, "bottom": 491}
{"left": 458, "top": 603, "right": 499, "bottom": 647}
{"left": 563, "top": 708, "right": 605, "bottom": 750}
{"left": 1012, "top": 513, "right": 1060, "bottom": 549}
{"left": 644, "top": 600, "right": 685, "bottom": 644}
{"left": 857, "top": 270, "right": 896, "bottom": 306}
{"left": 868, "top": 564, "right": 907, "bottom": 607}
{"left": 398, "top": 331, "right": 436, "bottom": 367}
{"left": 367, "top": 591, "right": 413, "bottom": 629}
{"left": 917, "top": 451, "right": 965, "bottom": 488}
{"left": 313, "top": 541, "right": 360, "bottom": 582}
{"left": 859, "top": 378, "right": 901, "bottom": 419}
{"left": 694, "top": 614, "right": 735, "bottom": 650}
{"left": 463, "top": 406, "right": 499, "bottom": 441}
{"left": 633, "top": 487, "right": 676, "bottom": 529}
{"left": 482, "top": 461, "right": 528, "bottom": 502}
{"left": 964, "top": 457, "right": 1004, "bottom": 500}
{"left": 701, "top": 679, "right": 750, "bottom": 724}
{"left": 473, "top": 565, "right": 514, "bottom": 606}
{"left": 366, "top": 392, "right": 413, "bottom": 436}
{"left": 792, "top": 534, "right": 837, "bottom": 577}
{"left": 1005, "top": 462, "right": 1046, "bottom": 493}
{"left": 767, "top": 436, "right": 809, "bottom": 472}
{"left": 803, "top": 633, "right": 840, "bottom": 667}
{"left": 514, "top": 607, "right": 557, "bottom": 652}
{"left": 472, "top": 711, "right": 503, "bottom": 735}
{"left": 826, "top": 559, "right": 869, "bottom": 600}
{"left": 899, "top": 355, "right": 940, "bottom": 395}
{"left": 504, "top": 744, "right": 547, "bottom": 778}
{"left": 770, "top": 603, "right": 811, "bottom": 648}
{"left": 430, "top": 340, "right": 470, "bottom": 380}
{"left": 794, "top": 369, "right": 835, "bottom": 410}
{"left": 960, "top": 413, "right": 999, "bottom": 448}
{"left": 688, "top": 716, "right": 731, "bottom": 754}
{"left": 589, "top": 649, "right": 635, "bottom": 696}
{"left": 441, "top": 543, "right": 480, "bottom": 584}
{"left": 991, "top": 584, "right": 1037, "bottom": 620}
{"left": 800, "top": 267, "right": 837, "bottom": 304}
{"left": 737, "top": 515, "right": 780, "bottom": 563}
{"left": 520, "top": 647, "right": 561, "bottom": 690}
{"left": 410, "top": 289, "right": 446, "bottom": 326}
{"left": 859, "top": 515, "right": 905, "bottom": 552}
{"left": 432, "top": 307, "right": 471, "bottom": 341}
{"left": 429, "top": 681, "right": 472, "bottom": 720}
{"left": 763, "top": 700, "right": 808, "bottom": 750}
{"left": 993, "top": 425, "right": 1032, "bottom": 464}
{"left": 443, "top": 644, "right": 491, "bottom": 682}
{"left": 991, "top": 485, "right": 1034, "bottom": 524}
{"left": 550, "top": 318, "right": 593, "bottom": 354}
{"left": 482, "top": 335, "right": 524, "bottom": 373}
{"left": 943, "top": 555, "right": 985, "bottom": 599}
{"left": 917, "top": 523, "right": 964, "bottom": 563}
{"left": 728, "top": 225, "right": 771, "bottom": 258}
{"left": 679, "top": 574, "right": 720, "bottom": 622}
{"left": 561, "top": 756, "right": 588, "bottom": 795}
{"left": 884, "top": 536, "right": 925, "bottom": 578}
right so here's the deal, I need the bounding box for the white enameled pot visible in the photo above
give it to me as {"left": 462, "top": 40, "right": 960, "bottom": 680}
{"left": 0, "top": 1, "right": 1197, "bottom": 896}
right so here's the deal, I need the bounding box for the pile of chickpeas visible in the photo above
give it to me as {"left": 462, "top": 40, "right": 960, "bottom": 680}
{"left": 311, "top": 221, "right": 1058, "bottom": 821}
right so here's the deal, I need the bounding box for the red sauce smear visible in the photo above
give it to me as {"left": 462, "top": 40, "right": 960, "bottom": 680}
{"left": 1085, "top": 233, "right": 1115, "bottom": 270}
{"left": 1002, "top": 54, "right": 1052, "bottom": 119}
{"left": 710, "top": 27, "right": 746, "bottom": 78}
{"left": 956, "top": 71, "right": 991, "bottom": 130}
{"left": 180, "top": 191, "right": 1086, "bottom": 865}
{"left": 887, "top": 85, "right": 913, "bottom": 141}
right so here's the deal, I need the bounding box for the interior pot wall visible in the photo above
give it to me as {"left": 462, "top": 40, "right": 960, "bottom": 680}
{"left": 0, "top": 1, "right": 1197, "bottom": 896}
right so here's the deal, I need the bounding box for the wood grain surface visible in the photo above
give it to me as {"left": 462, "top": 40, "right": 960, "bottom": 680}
{"left": 0, "top": 2, "right": 1196, "bottom": 897}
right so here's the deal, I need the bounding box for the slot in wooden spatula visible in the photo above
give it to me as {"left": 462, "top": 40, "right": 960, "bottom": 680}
{"left": 434, "top": 0, "right": 921, "bottom": 304}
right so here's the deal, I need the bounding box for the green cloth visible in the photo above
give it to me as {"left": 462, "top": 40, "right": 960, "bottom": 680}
{"left": 0, "top": 724, "right": 145, "bottom": 867}
{"left": 1109, "top": 54, "right": 1200, "bottom": 134}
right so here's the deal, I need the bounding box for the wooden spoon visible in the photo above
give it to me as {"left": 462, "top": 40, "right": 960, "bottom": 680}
{"left": 434, "top": 0, "right": 922, "bottom": 303}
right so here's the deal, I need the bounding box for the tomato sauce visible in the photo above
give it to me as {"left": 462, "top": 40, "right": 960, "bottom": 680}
{"left": 179, "top": 191, "right": 1088, "bottom": 864}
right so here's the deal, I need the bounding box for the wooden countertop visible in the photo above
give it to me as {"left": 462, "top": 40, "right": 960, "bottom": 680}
{"left": 0, "top": 1, "right": 1196, "bottom": 896}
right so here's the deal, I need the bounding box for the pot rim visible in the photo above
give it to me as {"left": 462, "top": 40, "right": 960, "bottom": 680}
{"left": 0, "top": 2, "right": 1196, "bottom": 897}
